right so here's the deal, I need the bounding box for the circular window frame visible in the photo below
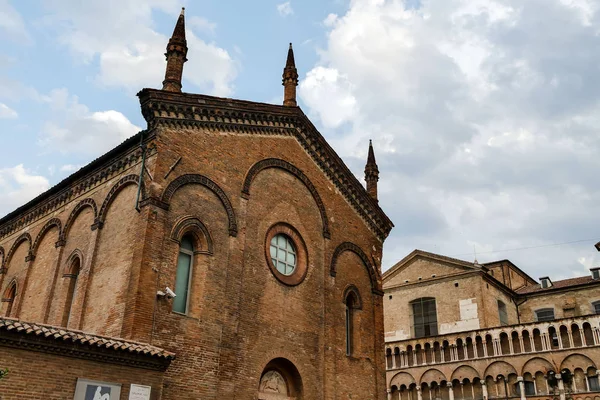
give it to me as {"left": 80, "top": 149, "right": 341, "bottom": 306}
{"left": 264, "top": 223, "right": 308, "bottom": 286}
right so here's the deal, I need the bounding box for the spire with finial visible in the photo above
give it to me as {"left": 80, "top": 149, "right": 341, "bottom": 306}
{"left": 162, "top": 7, "right": 188, "bottom": 92}
{"left": 282, "top": 43, "right": 299, "bottom": 106}
{"left": 365, "top": 139, "right": 379, "bottom": 201}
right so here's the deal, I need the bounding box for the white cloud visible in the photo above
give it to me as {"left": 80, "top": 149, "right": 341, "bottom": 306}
{"left": 38, "top": 88, "right": 140, "bottom": 156}
{"left": 0, "top": 103, "right": 17, "bottom": 119}
{"left": 0, "top": 165, "right": 50, "bottom": 218}
{"left": 188, "top": 16, "right": 217, "bottom": 35}
{"left": 323, "top": 13, "right": 338, "bottom": 27}
{"left": 301, "top": 0, "right": 600, "bottom": 279}
{"left": 277, "top": 1, "right": 294, "bottom": 17}
{"left": 299, "top": 67, "right": 357, "bottom": 129}
{"left": 0, "top": 0, "right": 31, "bottom": 43}
{"left": 60, "top": 164, "right": 82, "bottom": 173}
{"left": 40, "top": 1, "right": 236, "bottom": 96}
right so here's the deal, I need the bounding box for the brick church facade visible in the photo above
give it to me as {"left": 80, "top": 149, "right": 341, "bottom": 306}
{"left": 0, "top": 9, "right": 393, "bottom": 400}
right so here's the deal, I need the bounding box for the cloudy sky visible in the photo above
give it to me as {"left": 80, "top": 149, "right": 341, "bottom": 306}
{"left": 1, "top": 0, "right": 599, "bottom": 280}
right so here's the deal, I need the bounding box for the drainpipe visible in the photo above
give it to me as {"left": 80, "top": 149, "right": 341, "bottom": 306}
{"left": 135, "top": 131, "right": 147, "bottom": 212}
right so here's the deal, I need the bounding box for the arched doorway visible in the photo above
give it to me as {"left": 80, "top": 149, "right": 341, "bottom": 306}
{"left": 257, "top": 358, "right": 303, "bottom": 399}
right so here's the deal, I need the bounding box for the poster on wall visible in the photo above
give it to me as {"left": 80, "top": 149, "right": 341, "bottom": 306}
{"left": 73, "top": 379, "right": 122, "bottom": 400}
{"left": 129, "top": 384, "right": 151, "bottom": 400}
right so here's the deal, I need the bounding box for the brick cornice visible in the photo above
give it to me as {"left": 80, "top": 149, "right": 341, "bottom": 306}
{"left": 0, "top": 133, "right": 156, "bottom": 241}
{"left": 137, "top": 88, "right": 394, "bottom": 241}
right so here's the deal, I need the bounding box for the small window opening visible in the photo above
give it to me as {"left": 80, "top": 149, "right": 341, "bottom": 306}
{"left": 2, "top": 283, "right": 16, "bottom": 318}
{"left": 345, "top": 291, "right": 359, "bottom": 356}
{"left": 173, "top": 234, "right": 194, "bottom": 314}
{"left": 62, "top": 257, "right": 81, "bottom": 327}
{"left": 498, "top": 300, "right": 508, "bottom": 326}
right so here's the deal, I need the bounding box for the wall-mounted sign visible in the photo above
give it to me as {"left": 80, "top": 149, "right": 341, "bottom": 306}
{"left": 73, "top": 379, "right": 122, "bottom": 400}
{"left": 129, "top": 384, "right": 152, "bottom": 400}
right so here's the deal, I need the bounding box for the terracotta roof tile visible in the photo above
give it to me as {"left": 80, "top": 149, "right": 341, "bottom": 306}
{"left": 0, "top": 317, "right": 174, "bottom": 360}
{"left": 516, "top": 275, "right": 598, "bottom": 294}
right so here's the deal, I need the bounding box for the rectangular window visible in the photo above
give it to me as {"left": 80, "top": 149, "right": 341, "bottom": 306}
{"left": 593, "top": 302, "right": 600, "bottom": 315}
{"left": 412, "top": 298, "right": 438, "bottom": 338}
{"left": 524, "top": 382, "right": 536, "bottom": 396}
{"left": 498, "top": 300, "right": 508, "bottom": 326}
{"left": 535, "top": 308, "right": 555, "bottom": 322}
{"left": 589, "top": 376, "right": 599, "bottom": 391}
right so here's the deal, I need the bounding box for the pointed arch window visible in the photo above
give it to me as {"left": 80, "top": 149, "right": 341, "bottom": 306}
{"left": 2, "top": 282, "right": 16, "bottom": 318}
{"left": 62, "top": 257, "right": 81, "bottom": 327}
{"left": 410, "top": 297, "right": 438, "bottom": 338}
{"left": 344, "top": 287, "right": 361, "bottom": 356}
{"left": 173, "top": 235, "right": 194, "bottom": 314}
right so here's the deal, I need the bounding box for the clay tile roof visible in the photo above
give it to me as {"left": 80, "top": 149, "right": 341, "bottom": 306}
{"left": 516, "top": 275, "right": 597, "bottom": 294}
{"left": 0, "top": 317, "right": 175, "bottom": 360}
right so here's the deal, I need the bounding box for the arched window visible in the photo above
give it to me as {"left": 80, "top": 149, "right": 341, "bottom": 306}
{"left": 62, "top": 257, "right": 81, "bottom": 327}
{"left": 2, "top": 281, "right": 17, "bottom": 318}
{"left": 173, "top": 234, "right": 194, "bottom": 314}
{"left": 410, "top": 297, "right": 438, "bottom": 338}
{"left": 344, "top": 288, "right": 361, "bottom": 356}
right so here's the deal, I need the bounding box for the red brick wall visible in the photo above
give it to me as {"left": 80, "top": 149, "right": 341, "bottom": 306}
{"left": 19, "top": 226, "right": 60, "bottom": 322}
{"left": 0, "top": 347, "right": 164, "bottom": 400}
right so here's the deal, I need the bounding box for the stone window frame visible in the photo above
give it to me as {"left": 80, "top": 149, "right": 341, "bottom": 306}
{"left": 264, "top": 223, "right": 308, "bottom": 286}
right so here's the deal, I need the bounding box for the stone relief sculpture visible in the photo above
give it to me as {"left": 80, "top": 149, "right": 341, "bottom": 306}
{"left": 259, "top": 370, "right": 287, "bottom": 393}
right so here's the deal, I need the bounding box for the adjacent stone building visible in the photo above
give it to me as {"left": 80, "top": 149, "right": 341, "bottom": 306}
{"left": 383, "top": 249, "right": 600, "bottom": 400}
{"left": 0, "top": 9, "right": 393, "bottom": 400}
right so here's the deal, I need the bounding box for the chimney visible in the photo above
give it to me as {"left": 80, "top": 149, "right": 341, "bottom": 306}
{"left": 539, "top": 277, "right": 553, "bottom": 289}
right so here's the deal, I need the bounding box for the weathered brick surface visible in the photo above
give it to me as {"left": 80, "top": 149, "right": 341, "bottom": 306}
{"left": 0, "top": 346, "right": 164, "bottom": 400}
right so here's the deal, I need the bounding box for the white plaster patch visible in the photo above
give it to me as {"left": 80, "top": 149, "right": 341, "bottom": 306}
{"left": 385, "top": 329, "right": 410, "bottom": 342}
{"left": 440, "top": 298, "right": 480, "bottom": 334}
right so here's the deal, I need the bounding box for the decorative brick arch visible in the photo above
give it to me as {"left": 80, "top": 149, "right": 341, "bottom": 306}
{"left": 0, "top": 247, "right": 4, "bottom": 269}
{"left": 32, "top": 218, "right": 63, "bottom": 255}
{"left": 170, "top": 216, "right": 214, "bottom": 254}
{"left": 97, "top": 174, "right": 142, "bottom": 225}
{"left": 2, "top": 278, "right": 17, "bottom": 299}
{"left": 63, "top": 249, "right": 84, "bottom": 275}
{"left": 161, "top": 174, "right": 238, "bottom": 237}
{"left": 343, "top": 284, "right": 363, "bottom": 309}
{"left": 62, "top": 198, "right": 98, "bottom": 241}
{"left": 241, "top": 158, "right": 330, "bottom": 239}
{"left": 330, "top": 242, "right": 380, "bottom": 294}
{"left": 3, "top": 232, "right": 33, "bottom": 270}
